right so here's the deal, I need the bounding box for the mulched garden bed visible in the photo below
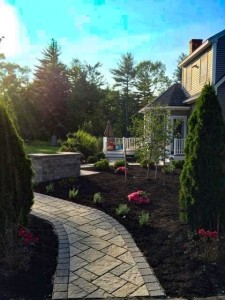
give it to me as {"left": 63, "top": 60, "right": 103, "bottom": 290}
{"left": 34, "top": 164, "right": 225, "bottom": 299}
{"left": 2, "top": 164, "right": 225, "bottom": 299}
{"left": 0, "top": 215, "right": 58, "bottom": 300}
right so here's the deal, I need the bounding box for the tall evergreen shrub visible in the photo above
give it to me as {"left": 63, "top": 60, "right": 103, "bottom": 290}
{"left": 0, "top": 102, "right": 33, "bottom": 246}
{"left": 179, "top": 84, "right": 225, "bottom": 231}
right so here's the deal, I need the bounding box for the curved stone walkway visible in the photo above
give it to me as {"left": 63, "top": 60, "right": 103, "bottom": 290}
{"left": 32, "top": 193, "right": 165, "bottom": 299}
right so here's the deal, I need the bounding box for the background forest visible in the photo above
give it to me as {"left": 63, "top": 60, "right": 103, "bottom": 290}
{"left": 0, "top": 39, "right": 184, "bottom": 140}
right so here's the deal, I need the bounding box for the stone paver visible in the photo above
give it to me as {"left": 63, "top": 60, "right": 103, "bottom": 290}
{"left": 32, "top": 193, "right": 165, "bottom": 299}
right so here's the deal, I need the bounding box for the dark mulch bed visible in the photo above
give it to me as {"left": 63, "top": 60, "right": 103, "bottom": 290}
{"left": 2, "top": 164, "right": 225, "bottom": 299}
{"left": 34, "top": 164, "right": 225, "bottom": 299}
{"left": 0, "top": 215, "right": 58, "bottom": 300}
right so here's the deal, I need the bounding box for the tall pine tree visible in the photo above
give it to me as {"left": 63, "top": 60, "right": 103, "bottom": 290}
{"left": 179, "top": 84, "right": 225, "bottom": 231}
{"left": 110, "top": 53, "right": 136, "bottom": 136}
{"left": 33, "top": 39, "right": 70, "bottom": 137}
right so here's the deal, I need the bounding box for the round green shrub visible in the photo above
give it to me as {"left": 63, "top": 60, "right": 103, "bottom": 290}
{"left": 87, "top": 155, "right": 99, "bottom": 164}
{"left": 113, "top": 160, "right": 128, "bottom": 169}
{"left": 60, "top": 130, "right": 98, "bottom": 159}
{"left": 96, "top": 152, "right": 105, "bottom": 160}
{"left": 94, "top": 159, "right": 110, "bottom": 171}
{"left": 139, "top": 159, "right": 154, "bottom": 169}
{"left": 171, "top": 160, "right": 184, "bottom": 169}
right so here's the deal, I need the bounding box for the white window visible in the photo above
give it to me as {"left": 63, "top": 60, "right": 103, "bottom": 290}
{"left": 200, "top": 54, "right": 207, "bottom": 83}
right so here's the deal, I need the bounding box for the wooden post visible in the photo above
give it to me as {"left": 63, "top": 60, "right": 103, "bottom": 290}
{"left": 123, "top": 137, "right": 127, "bottom": 182}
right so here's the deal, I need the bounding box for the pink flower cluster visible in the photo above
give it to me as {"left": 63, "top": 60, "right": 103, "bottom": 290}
{"left": 18, "top": 227, "right": 39, "bottom": 245}
{"left": 115, "top": 166, "right": 128, "bottom": 174}
{"left": 128, "top": 191, "right": 150, "bottom": 204}
{"left": 198, "top": 229, "right": 218, "bottom": 239}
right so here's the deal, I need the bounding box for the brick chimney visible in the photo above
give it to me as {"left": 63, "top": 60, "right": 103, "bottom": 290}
{"left": 189, "top": 39, "right": 203, "bottom": 54}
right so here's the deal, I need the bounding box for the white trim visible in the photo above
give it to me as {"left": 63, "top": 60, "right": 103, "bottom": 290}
{"left": 179, "top": 40, "right": 211, "bottom": 67}
{"left": 141, "top": 106, "right": 190, "bottom": 113}
{"left": 214, "top": 75, "right": 225, "bottom": 90}
{"left": 212, "top": 42, "right": 217, "bottom": 85}
{"left": 183, "top": 93, "right": 200, "bottom": 104}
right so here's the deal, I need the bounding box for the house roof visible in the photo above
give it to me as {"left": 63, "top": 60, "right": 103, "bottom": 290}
{"left": 139, "top": 83, "right": 188, "bottom": 113}
{"left": 179, "top": 29, "right": 225, "bottom": 67}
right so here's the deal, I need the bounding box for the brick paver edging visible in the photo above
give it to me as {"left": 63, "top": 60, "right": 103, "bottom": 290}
{"left": 31, "top": 210, "right": 70, "bottom": 299}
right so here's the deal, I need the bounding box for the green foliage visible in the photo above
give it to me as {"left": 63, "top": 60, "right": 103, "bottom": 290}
{"left": 87, "top": 155, "right": 99, "bottom": 163}
{"left": 46, "top": 182, "right": 55, "bottom": 193}
{"left": 110, "top": 53, "right": 137, "bottom": 136}
{"left": 179, "top": 84, "right": 225, "bottom": 231}
{"left": 93, "top": 192, "right": 103, "bottom": 204}
{"left": 139, "top": 211, "right": 150, "bottom": 227}
{"left": 135, "top": 60, "right": 172, "bottom": 106}
{"left": 33, "top": 39, "right": 70, "bottom": 136}
{"left": 172, "top": 53, "right": 187, "bottom": 83}
{"left": 96, "top": 152, "right": 105, "bottom": 160}
{"left": 0, "top": 102, "right": 33, "bottom": 249}
{"left": 60, "top": 130, "right": 98, "bottom": 159}
{"left": 94, "top": 159, "right": 110, "bottom": 171}
{"left": 171, "top": 159, "right": 184, "bottom": 169}
{"left": 116, "top": 204, "right": 130, "bottom": 216}
{"left": 132, "top": 110, "right": 175, "bottom": 181}
{"left": 164, "top": 162, "right": 176, "bottom": 174}
{"left": 113, "top": 160, "right": 128, "bottom": 169}
{"left": 69, "top": 188, "right": 79, "bottom": 199}
{"left": 87, "top": 152, "right": 105, "bottom": 163}
{"left": 24, "top": 140, "right": 60, "bottom": 154}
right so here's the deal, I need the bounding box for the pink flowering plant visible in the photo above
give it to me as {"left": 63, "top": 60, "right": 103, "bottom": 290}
{"left": 182, "top": 229, "right": 225, "bottom": 263}
{"left": 115, "top": 166, "right": 128, "bottom": 174}
{"left": 127, "top": 191, "right": 150, "bottom": 204}
{"left": 18, "top": 226, "right": 39, "bottom": 246}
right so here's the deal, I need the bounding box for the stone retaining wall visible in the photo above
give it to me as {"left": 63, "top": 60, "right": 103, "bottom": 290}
{"left": 29, "top": 152, "right": 81, "bottom": 183}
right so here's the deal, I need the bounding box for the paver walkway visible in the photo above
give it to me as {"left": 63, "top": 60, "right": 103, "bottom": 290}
{"left": 32, "top": 193, "right": 165, "bottom": 299}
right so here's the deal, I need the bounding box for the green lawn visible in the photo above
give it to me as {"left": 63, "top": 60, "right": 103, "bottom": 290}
{"left": 24, "top": 140, "right": 60, "bottom": 154}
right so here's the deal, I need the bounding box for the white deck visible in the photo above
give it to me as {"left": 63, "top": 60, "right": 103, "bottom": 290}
{"left": 103, "top": 137, "right": 185, "bottom": 160}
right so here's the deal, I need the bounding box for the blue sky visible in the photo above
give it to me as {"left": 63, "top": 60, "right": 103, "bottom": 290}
{"left": 0, "top": 0, "right": 225, "bottom": 85}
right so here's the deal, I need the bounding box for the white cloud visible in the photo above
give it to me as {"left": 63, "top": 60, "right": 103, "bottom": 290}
{"left": 0, "top": 0, "right": 30, "bottom": 57}
{"left": 75, "top": 15, "right": 91, "bottom": 31}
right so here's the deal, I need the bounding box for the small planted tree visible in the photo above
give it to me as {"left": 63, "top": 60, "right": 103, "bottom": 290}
{"left": 132, "top": 106, "right": 175, "bottom": 184}
{"left": 0, "top": 101, "right": 33, "bottom": 250}
{"left": 179, "top": 84, "right": 225, "bottom": 231}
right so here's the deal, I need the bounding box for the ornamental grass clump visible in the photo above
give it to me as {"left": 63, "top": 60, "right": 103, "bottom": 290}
{"left": 69, "top": 188, "right": 79, "bottom": 199}
{"left": 0, "top": 101, "right": 33, "bottom": 264}
{"left": 116, "top": 204, "right": 130, "bottom": 216}
{"left": 139, "top": 211, "right": 150, "bottom": 227}
{"left": 45, "top": 182, "right": 55, "bottom": 194}
{"left": 93, "top": 192, "right": 103, "bottom": 204}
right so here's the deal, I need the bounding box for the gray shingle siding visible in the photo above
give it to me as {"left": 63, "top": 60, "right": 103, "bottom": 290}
{"left": 216, "top": 35, "right": 225, "bottom": 83}
{"left": 217, "top": 81, "right": 225, "bottom": 119}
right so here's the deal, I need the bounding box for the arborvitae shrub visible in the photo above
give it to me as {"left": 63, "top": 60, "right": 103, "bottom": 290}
{"left": 0, "top": 102, "right": 33, "bottom": 245}
{"left": 179, "top": 84, "right": 225, "bottom": 231}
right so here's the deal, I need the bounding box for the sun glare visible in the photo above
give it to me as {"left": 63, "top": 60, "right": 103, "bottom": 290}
{"left": 0, "top": 0, "right": 28, "bottom": 57}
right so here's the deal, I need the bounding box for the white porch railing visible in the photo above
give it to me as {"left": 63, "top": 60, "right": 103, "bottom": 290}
{"left": 103, "top": 137, "right": 185, "bottom": 157}
{"left": 173, "top": 138, "right": 185, "bottom": 155}
{"left": 103, "top": 137, "right": 140, "bottom": 153}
